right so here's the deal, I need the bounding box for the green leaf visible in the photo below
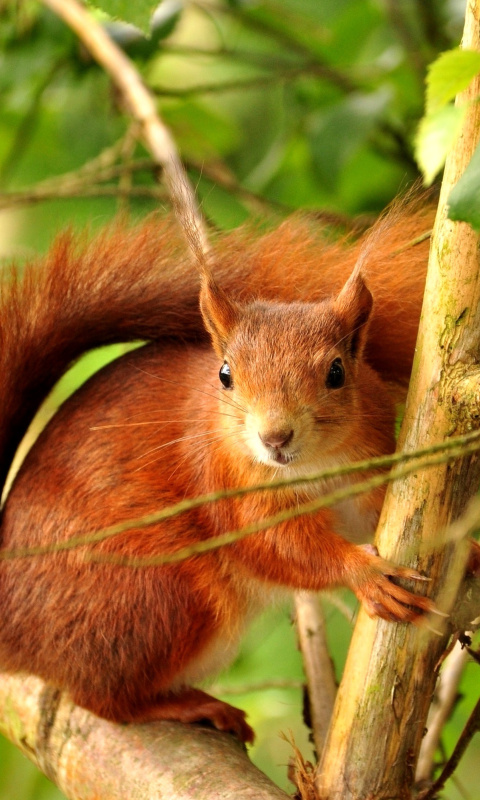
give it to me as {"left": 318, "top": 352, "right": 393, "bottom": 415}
{"left": 448, "top": 141, "right": 480, "bottom": 231}
{"left": 103, "top": 2, "right": 182, "bottom": 59}
{"left": 414, "top": 104, "right": 465, "bottom": 185}
{"left": 88, "top": 0, "right": 157, "bottom": 34}
{"left": 151, "top": 0, "right": 183, "bottom": 42}
{"left": 426, "top": 49, "right": 480, "bottom": 114}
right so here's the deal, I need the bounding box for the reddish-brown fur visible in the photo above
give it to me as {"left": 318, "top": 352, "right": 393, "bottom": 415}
{"left": 0, "top": 208, "right": 442, "bottom": 742}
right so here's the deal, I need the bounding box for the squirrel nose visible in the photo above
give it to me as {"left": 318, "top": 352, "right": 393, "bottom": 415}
{"left": 259, "top": 429, "right": 294, "bottom": 449}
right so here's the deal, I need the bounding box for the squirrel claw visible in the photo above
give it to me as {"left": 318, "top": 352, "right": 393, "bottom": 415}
{"left": 355, "top": 546, "right": 438, "bottom": 625}
{"left": 428, "top": 607, "right": 450, "bottom": 618}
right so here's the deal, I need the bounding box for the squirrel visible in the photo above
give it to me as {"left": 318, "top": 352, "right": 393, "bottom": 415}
{"left": 0, "top": 205, "right": 469, "bottom": 744}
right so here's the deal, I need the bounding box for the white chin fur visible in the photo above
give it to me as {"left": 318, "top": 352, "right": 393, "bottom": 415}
{"left": 246, "top": 439, "right": 297, "bottom": 468}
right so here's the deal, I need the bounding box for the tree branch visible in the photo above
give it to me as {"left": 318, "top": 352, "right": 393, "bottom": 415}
{"left": 415, "top": 638, "right": 471, "bottom": 784}
{"left": 294, "top": 593, "right": 337, "bottom": 758}
{"left": 0, "top": 673, "right": 289, "bottom": 800}
{"left": 317, "top": 2, "right": 480, "bottom": 796}
{"left": 418, "top": 694, "right": 480, "bottom": 800}
{"left": 41, "top": 0, "right": 209, "bottom": 261}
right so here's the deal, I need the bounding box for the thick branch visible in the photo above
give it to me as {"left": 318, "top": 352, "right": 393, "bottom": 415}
{"left": 317, "top": 4, "right": 480, "bottom": 798}
{"left": 0, "top": 673, "right": 289, "bottom": 800}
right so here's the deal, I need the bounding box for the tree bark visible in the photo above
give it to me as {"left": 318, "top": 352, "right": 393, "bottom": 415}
{"left": 317, "top": 3, "right": 480, "bottom": 798}
{"left": 0, "top": 673, "right": 290, "bottom": 800}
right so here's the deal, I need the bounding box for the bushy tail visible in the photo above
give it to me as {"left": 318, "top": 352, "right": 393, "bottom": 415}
{"left": 0, "top": 206, "right": 432, "bottom": 497}
{"left": 0, "top": 216, "right": 204, "bottom": 494}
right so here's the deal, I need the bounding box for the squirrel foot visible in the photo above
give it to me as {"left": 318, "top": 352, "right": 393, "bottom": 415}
{"left": 125, "top": 688, "right": 255, "bottom": 743}
{"left": 353, "top": 544, "right": 435, "bottom": 624}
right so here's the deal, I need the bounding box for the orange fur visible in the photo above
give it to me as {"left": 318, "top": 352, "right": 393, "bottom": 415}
{"left": 0, "top": 208, "right": 437, "bottom": 742}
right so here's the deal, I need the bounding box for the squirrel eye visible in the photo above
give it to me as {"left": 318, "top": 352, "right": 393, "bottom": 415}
{"left": 326, "top": 358, "right": 345, "bottom": 389}
{"left": 219, "top": 362, "right": 232, "bottom": 389}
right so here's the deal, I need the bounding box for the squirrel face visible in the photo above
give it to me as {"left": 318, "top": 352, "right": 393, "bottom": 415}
{"left": 200, "top": 270, "right": 374, "bottom": 475}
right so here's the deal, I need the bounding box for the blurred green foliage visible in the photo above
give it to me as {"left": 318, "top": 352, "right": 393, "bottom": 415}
{"left": 0, "top": 0, "right": 479, "bottom": 798}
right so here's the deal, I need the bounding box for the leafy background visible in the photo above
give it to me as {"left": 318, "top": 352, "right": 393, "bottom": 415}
{"left": 0, "top": 0, "right": 479, "bottom": 797}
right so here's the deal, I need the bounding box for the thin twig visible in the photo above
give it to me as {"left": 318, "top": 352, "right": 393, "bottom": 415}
{"left": 209, "top": 678, "right": 304, "bottom": 695}
{"left": 46, "top": 136, "right": 143, "bottom": 184}
{"left": 418, "top": 695, "right": 480, "bottom": 800}
{"left": 81, "top": 445, "right": 480, "bottom": 568}
{"left": 41, "top": 0, "right": 209, "bottom": 263}
{"left": 0, "top": 154, "right": 364, "bottom": 230}
{"left": 389, "top": 230, "right": 432, "bottom": 255}
{"left": 187, "top": 160, "right": 368, "bottom": 229}
{"left": 0, "top": 186, "right": 166, "bottom": 209}
{"left": 416, "top": 639, "right": 471, "bottom": 783}
{"left": 0, "top": 155, "right": 159, "bottom": 211}
{"left": 294, "top": 593, "right": 337, "bottom": 758}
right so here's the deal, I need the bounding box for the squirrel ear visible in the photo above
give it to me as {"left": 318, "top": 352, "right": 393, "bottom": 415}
{"left": 333, "top": 270, "right": 373, "bottom": 359}
{"left": 200, "top": 276, "right": 240, "bottom": 356}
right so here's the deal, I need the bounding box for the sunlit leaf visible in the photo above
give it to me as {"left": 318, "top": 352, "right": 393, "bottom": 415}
{"left": 415, "top": 104, "right": 465, "bottom": 185}
{"left": 426, "top": 48, "right": 480, "bottom": 113}
{"left": 88, "top": 0, "right": 157, "bottom": 34}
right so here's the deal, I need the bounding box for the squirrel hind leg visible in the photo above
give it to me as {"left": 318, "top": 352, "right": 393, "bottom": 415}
{"left": 72, "top": 685, "right": 254, "bottom": 743}
{"left": 125, "top": 688, "right": 255, "bottom": 743}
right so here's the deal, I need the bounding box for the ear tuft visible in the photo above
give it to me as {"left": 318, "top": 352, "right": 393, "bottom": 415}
{"left": 334, "top": 270, "right": 373, "bottom": 359}
{"left": 200, "top": 275, "right": 240, "bottom": 356}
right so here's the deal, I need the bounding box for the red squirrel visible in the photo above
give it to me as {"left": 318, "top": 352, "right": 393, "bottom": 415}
{"left": 0, "top": 207, "right": 444, "bottom": 743}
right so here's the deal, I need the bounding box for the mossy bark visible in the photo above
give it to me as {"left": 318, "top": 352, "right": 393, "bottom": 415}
{"left": 317, "top": 4, "right": 480, "bottom": 798}
{"left": 0, "top": 673, "right": 290, "bottom": 800}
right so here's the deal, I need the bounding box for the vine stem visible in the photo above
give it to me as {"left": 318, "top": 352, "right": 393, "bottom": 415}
{"left": 0, "top": 431, "right": 479, "bottom": 564}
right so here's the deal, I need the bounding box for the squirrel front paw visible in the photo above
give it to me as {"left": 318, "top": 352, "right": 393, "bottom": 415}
{"left": 352, "top": 544, "right": 437, "bottom": 624}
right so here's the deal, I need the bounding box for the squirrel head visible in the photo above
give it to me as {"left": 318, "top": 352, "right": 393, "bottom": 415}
{"left": 200, "top": 270, "right": 375, "bottom": 474}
